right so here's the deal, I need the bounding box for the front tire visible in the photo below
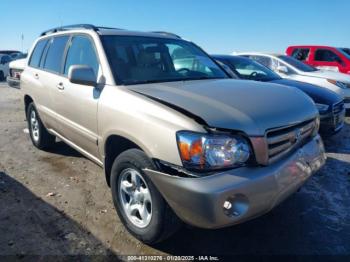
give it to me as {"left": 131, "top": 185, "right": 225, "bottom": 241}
{"left": 110, "top": 149, "right": 181, "bottom": 244}
{"left": 26, "top": 102, "right": 55, "bottom": 150}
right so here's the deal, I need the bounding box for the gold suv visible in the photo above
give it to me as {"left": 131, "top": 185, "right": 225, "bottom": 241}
{"left": 21, "top": 24, "right": 326, "bottom": 244}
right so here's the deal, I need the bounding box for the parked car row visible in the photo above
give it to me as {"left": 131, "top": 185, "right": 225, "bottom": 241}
{"left": 212, "top": 55, "right": 345, "bottom": 136}
{"left": 17, "top": 24, "right": 345, "bottom": 244}
{"left": 237, "top": 52, "right": 350, "bottom": 109}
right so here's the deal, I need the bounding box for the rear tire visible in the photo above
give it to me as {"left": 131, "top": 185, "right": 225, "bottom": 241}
{"left": 26, "top": 102, "right": 55, "bottom": 150}
{"left": 110, "top": 149, "right": 182, "bottom": 244}
{"left": 0, "top": 71, "right": 4, "bottom": 81}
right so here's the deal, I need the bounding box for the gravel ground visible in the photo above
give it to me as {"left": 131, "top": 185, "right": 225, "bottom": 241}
{"left": 0, "top": 82, "right": 350, "bottom": 259}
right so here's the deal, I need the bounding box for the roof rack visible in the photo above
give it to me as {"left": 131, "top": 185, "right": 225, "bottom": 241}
{"left": 40, "top": 24, "right": 123, "bottom": 36}
{"left": 150, "top": 31, "right": 181, "bottom": 39}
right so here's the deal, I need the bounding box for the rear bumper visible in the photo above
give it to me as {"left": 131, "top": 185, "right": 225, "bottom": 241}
{"left": 145, "top": 135, "right": 326, "bottom": 229}
{"left": 6, "top": 76, "right": 20, "bottom": 88}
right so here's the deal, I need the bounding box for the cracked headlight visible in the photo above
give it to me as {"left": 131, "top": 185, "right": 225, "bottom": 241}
{"left": 315, "top": 103, "right": 329, "bottom": 114}
{"left": 176, "top": 131, "right": 250, "bottom": 171}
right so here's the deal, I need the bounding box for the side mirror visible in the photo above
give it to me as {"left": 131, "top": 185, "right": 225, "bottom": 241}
{"left": 334, "top": 57, "right": 344, "bottom": 65}
{"left": 276, "top": 65, "right": 288, "bottom": 74}
{"left": 68, "top": 65, "right": 97, "bottom": 86}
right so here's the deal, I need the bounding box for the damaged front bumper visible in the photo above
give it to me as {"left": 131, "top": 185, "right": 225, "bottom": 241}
{"left": 144, "top": 135, "right": 326, "bottom": 229}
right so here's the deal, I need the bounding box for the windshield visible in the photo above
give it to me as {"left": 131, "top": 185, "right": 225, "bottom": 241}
{"left": 218, "top": 56, "right": 281, "bottom": 81}
{"left": 101, "top": 35, "right": 228, "bottom": 85}
{"left": 278, "top": 55, "right": 318, "bottom": 72}
{"left": 338, "top": 48, "right": 350, "bottom": 59}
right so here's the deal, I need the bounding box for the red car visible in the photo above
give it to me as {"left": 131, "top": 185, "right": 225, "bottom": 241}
{"left": 286, "top": 45, "right": 350, "bottom": 74}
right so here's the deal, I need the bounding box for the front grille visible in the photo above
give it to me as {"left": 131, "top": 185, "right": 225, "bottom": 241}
{"left": 333, "top": 101, "right": 345, "bottom": 129}
{"left": 266, "top": 119, "right": 316, "bottom": 163}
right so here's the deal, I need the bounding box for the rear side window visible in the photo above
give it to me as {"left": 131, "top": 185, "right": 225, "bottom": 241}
{"left": 291, "top": 48, "right": 309, "bottom": 61}
{"left": 43, "top": 36, "right": 69, "bottom": 73}
{"left": 314, "top": 49, "right": 340, "bottom": 62}
{"left": 249, "top": 56, "right": 272, "bottom": 68}
{"left": 64, "top": 36, "right": 99, "bottom": 76}
{"left": 29, "top": 39, "right": 48, "bottom": 67}
{"left": 0, "top": 55, "right": 11, "bottom": 64}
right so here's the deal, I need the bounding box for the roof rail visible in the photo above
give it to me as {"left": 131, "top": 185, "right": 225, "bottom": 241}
{"left": 150, "top": 31, "right": 181, "bottom": 39}
{"left": 40, "top": 24, "right": 124, "bottom": 36}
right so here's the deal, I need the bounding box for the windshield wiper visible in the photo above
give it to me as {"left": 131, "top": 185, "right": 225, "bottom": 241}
{"left": 123, "top": 78, "right": 181, "bottom": 85}
{"left": 181, "top": 76, "right": 226, "bottom": 81}
{"left": 123, "top": 76, "right": 226, "bottom": 85}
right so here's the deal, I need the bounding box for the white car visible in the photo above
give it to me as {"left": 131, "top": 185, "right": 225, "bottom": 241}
{"left": 7, "top": 58, "right": 26, "bottom": 88}
{"left": 237, "top": 52, "right": 350, "bottom": 109}
{"left": 0, "top": 54, "right": 11, "bottom": 81}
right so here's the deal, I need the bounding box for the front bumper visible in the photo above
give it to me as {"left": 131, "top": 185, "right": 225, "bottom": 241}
{"left": 144, "top": 135, "right": 326, "bottom": 229}
{"left": 6, "top": 76, "right": 20, "bottom": 88}
{"left": 344, "top": 98, "right": 350, "bottom": 109}
{"left": 319, "top": 109, "right": 345, "bottom": 136}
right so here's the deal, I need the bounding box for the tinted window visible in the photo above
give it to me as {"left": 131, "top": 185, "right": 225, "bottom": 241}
{"left": 29, "top": 39, "right": 48, "bottom": 67}
{"left": 337, "top": 48, "right": 350, "bottom": 60}
{"left": 43, "top": 36, "right": 69, "bottom": 73}
{"left": 101, "top": 36, "right": 227, "bottom": 85}
{"left": 278, "top": 55, "right": 317, "bottom": 72}
{"left": 1, "top": 55, "right": 11, "bottom": 64}
{"left": 64, "top": 36, "right": 99, "bottom": 76}
{"left": 291, "top": 48, "right": 310, "bottom": 61}
{"left": 314, "top": 49, "right": 341, "bottom": 62}
{"left": 216, "top": 56, "right": 280, "bottom": 81}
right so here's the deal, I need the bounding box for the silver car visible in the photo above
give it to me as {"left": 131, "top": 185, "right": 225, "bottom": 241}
{"left": 21, "top": 24, "right": 326, "bottom": 244}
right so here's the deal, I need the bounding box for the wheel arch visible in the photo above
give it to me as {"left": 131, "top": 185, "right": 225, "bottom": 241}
{"left": 103, "top": 134, "right": 152, "bottom": 187}
{"left": 24, "top": 95, "right": 34, "bottom": 119}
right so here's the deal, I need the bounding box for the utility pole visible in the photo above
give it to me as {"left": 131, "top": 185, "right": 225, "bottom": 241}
{"left": 21, "top": 34, "right": 24, "bottom": 53}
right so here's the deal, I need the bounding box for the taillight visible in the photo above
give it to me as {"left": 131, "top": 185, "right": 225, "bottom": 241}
{"left": 14, "top": 72, "right": 21, "bottom": 79}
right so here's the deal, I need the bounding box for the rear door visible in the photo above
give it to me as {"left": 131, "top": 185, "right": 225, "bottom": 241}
{"left": 37, "top": 35, "right": 70, "bottom": 131}
{"left": 52, "top": 34, "right": 101, "bottom": 158}
{"left": 24, "top": 37, "right": 59, "bottom": 130}
{"left": 312, "top": 48, "right": 344, "bottom": 72}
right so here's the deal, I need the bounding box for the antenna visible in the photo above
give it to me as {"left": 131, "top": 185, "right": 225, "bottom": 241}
{"left": 21, "top": 34, "right": 24, "bottom": 53}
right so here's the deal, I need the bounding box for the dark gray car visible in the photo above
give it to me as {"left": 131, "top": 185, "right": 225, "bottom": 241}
{"left": 213, "top": 55, "right": 345, "bottom": 136}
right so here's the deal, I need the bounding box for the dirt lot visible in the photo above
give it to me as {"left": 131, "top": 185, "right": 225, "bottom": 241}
{"left": 1, "top": 82, "right": 350, "bottom": 258}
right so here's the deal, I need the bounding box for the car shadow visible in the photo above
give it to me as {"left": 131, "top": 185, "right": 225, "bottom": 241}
{"left": 155, "top": 156, "right": 350, "bottom": 256}
{"left": 0, "top": 171, "right": 116, "bottom": 258}
{"left": 44, "top": 141, "right": 83, "bottom": 158}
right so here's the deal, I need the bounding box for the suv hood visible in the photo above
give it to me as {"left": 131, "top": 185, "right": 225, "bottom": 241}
{"left": 300, "top": 70, "right": 350, "bottom": 83}
{"left": 129, "top": 79, "right": 317, "bottom": 136}
{"left": 270, "top": 79, "right": 342, "bottom": 105}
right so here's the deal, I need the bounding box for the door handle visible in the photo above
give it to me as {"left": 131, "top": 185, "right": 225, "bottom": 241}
{"left": 57, "top": 82, "right": 65, "bottom": 90}
{"left": 34, "top": 73, "right": 39, "bottom": 79}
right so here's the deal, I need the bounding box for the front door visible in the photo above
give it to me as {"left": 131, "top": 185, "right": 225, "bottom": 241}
{"left": 312, "top": 48, "right": 343, "bottom": 72}
{"left": 51, "top": 35, "right": 101, "bottom": 158}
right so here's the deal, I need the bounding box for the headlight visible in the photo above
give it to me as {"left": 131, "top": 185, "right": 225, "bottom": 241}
{"left": 315, "top": 103, "right": 329, "bottom": 114}
{"left": 176, "top": 131, "right": 250, "bottom": 171}
{"left": 327, "top": 79, "right": 348, "bottom": 89}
